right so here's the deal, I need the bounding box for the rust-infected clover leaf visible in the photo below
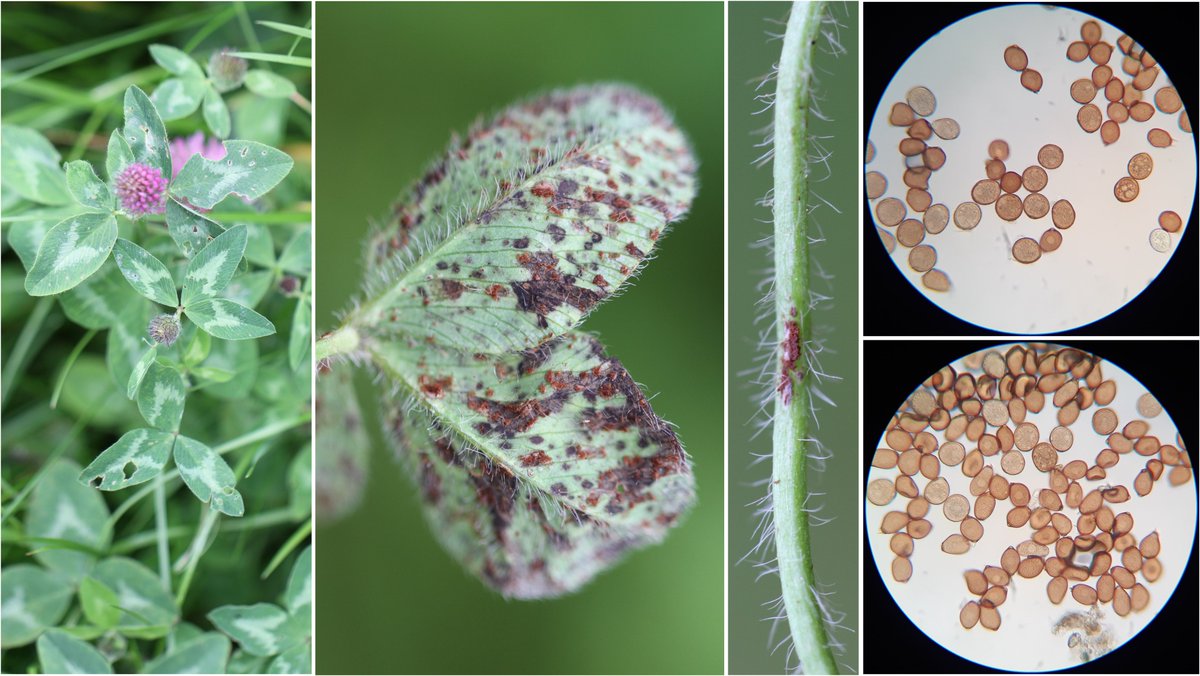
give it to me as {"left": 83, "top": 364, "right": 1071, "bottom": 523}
{"left": 319, "top": 84, "right": 697, "bottom": 599}
{"left": 352, "top": 84, "right": 697, "bottom": 354}
{"left": 376, "top": 332, "right": 695, "bottom": 598}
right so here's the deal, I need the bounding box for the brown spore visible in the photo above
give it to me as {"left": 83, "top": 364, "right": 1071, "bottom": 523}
{"left": 1147, "top": 128, "right": 1172, "bottom": 147}
{"left": 1078, "top": 104, "right": 1102, "bottom": 133}
{"left": 1114, "top": 176, "right": 1139, "bottom": 203}
{"left": 1003, "top": 45, "right": 1028, "bottom": 71}
{"left": 1020, "top": 68, "right": 1043, "bottom": 93}
{"left": 1128, "top": 152, "right": 1153, "bottom": 180}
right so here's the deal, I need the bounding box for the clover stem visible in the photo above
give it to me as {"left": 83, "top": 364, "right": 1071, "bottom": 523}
{"left": 315, "top": 325, "right": 360, "bottom": 362}
{"left": 771, "top": 1, "right": 837, "bottom": 673}
{"left": 174, "top": 507, "right": 219, "bottom": 607}
{"left": 153, "top": 472, "right": 173, "bottom": 651}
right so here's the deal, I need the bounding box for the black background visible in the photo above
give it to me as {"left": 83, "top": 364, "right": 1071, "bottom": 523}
{"left": 863, "top": 339, "right": 1199, "bottom": 673}
{"left": 864, "top": 2, "right": 1200, "bottom": 337}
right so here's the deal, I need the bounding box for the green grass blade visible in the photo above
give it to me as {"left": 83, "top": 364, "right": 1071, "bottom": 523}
{"left": 183, "top": 5, "right": 240, "bottom": 53}
{"left": 256, "top": 20, "right": 312, "bottom": 40}
{"left": 260, "top": 520, "right": 311, "bottom": 579}
{"left": 1, "top": 297, "right": 56, "bottom": 411}
{"left": 228, "top": 52, "right": 311, "bottom": 68}
{"left": 49, "top": 329, "right": 98, "bottom": 410}
{"left": 2, "top": 9, "right": 221, "bottom": 90}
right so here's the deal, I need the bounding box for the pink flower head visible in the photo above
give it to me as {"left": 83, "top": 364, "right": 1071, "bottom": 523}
{"left": 170, "top": 132, "right": 226, "bottom": 180}
{"left": 115, "top": 163, "right": 168, "bottom": 216}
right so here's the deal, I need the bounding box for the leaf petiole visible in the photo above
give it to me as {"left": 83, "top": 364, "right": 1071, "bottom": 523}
{"left": 771, "top": 1, "right": 838, "bottom": 673}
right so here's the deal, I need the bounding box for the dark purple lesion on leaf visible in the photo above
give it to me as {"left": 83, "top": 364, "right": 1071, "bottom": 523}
{"left": 639, "top": 194, "right": 681, "bottom": 222}
{"left": 468, "top": 458, "right": 518, "bottom": 543}
{"left": 510, "top": 251, "right": 603, "bottom": 328}
{"left": 517, "top": 342, "right": 554, "bottom": 376}
{"left": 528, "top": 494, "right": 573, "bottom": 551}
{"left": 505, "top": 336, "right": 691, "bottom": 519}
{"left": 432, "top": 435, "right": 457, "bottom": 465}
{"left": 467, "top": 389, "right": 571, "bottom": 438}
{"left": 418, "top": 453, "right": 442, "bottom": 504}
{"left": 596, "top": 451, "right": 688, "bottom": 515}
{"left": 439, "top": 278, "right": 466, "bottom": 300}
{"left": 570, "top": 353, "right": 690, "bottom": 516}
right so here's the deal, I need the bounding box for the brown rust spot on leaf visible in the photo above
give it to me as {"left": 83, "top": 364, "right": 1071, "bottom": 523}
{"left": 510, "top": 252, "right": 603, "bottom": 328}
{"left": 439, "top": 279, "right": 465, "bottom": 299}
{"left": 519, "top": 450, "right": 553, "bottom": 467}
{"left": 418, "top": 374, "right": 453, "bottom": 399}
{"left": 468, "top": 390, "right": 572, "bottom": 437}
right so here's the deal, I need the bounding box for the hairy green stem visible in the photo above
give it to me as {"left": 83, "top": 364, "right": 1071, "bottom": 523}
{"left": 772, "top": 2, "right": 837, "bottom": 674}
{"left": 315, "top": 326, "right": 359, "bottom": 362}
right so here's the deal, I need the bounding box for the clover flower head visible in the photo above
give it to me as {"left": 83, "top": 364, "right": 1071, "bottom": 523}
{"left": 115, "top": 162, "right": 168, "bottom": 217}
{"left": 170, "top": 131, "right": 227, "bottom": 180}
{"left": 209, "top": 48, "right": 248, "bottom": 93}
{"left": 148, "top": 313, "right": 181, "bottom": 347}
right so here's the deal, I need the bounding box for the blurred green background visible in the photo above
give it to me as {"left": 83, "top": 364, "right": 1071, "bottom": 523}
{"left": 314, "top": 3, "right": 722, "bottom": 674}
{"left": 728, "top": 2, "right": 860, "bottom": 674}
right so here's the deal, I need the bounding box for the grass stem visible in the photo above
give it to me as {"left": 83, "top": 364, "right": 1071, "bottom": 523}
{"left": 3, "top": 9, "right": 220, "bottom": 89}
{"left": 260, "top": 520, "right": 311, "bottom": 579}
{"left": 50, "top": 329, "right": 97, "bottom": 410}
{"left": 1, "top": 297, "right": 56, "bottom": 412}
